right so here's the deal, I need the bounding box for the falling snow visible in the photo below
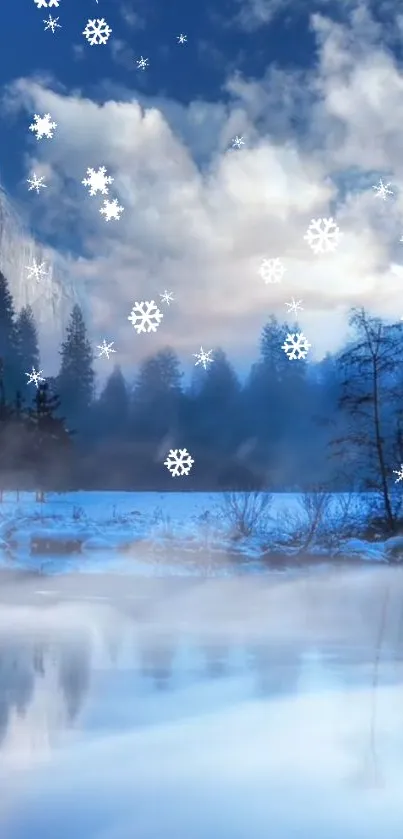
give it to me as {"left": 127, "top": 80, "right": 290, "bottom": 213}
{"left": 27, "top": 173, "right": 47, "bottom": 193}
{"left": 82, "top": 18, "right": 112, "bottom": 45}
{"left": 82, "top": 167, "right": 114, "bottom": 197}
{"left": 29, "top": 114, "right": 57, "bottom": 140}
{"left": 97, "top": 340, "right": 116, "bottom": 359}
{"left": 232, "top": 136, "right": 244, "bottom": 149}
{"left": 393, "top": 464, "right": 403, "bottom": 483}
{"left": 99, "top": 199, "right": 124, "bottom": 221}
{"left": 372, "top": 179, "right": 394, "bottom": 201}
{"left": 164, "top": 448, "right": 195, "bottom": 477}
{"left": 259, "top": 257, "right": 286, "bottom": 284}
{"left": 160, "top": 290, "right": 174, "bottom": 305}
{"left": 193, "top": 347, "right": 213, "bottom": 370}
{"left": 26, "top": 259, "right": 49, "bottom": 282}
{"left": 43, "top": 14, "right": 61, "bottom": 32}
{"left": 128, "top": 301, "right": 164, "bottom": 334}
{"left": 25, "top": 367, "right": 45, "bottom": 388}
{"left": 281, "top": 332, "right": 311, "bottom": 360}
{"left": 303, "top": 218, "right": 341, "bottom": 255}
{"left": 285, "top": 298, "right": 303, "bottom": 316}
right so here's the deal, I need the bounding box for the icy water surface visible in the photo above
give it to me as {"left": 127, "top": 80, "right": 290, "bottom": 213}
{"left": 1, "top": 567, "right": 403, "bottom": 839}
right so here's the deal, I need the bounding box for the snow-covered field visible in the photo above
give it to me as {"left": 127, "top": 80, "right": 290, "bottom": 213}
{"left": 0, "top": 490, "right": 398, "bottom": 575}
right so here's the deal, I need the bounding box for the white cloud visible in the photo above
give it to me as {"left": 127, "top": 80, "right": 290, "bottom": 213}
{"left": 2, "top": 2, "right": 403, "bottom": 372}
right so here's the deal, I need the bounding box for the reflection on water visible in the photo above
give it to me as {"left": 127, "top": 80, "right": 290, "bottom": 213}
{"left": 1, "top": 567, "right": 403, "bottom": 838}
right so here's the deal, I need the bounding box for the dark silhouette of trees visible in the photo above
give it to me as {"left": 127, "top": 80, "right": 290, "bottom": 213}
{"left": 1, "top": 257, "right": 403, "bottom": 521}
{"left": 57, "top": 303, "right": 95, "bottom": 433}
{"left": 330, "top": 308, "right": 403, "bottom": 532}
{"left": 16, "top": 304, "right": 39, "bottom": 378}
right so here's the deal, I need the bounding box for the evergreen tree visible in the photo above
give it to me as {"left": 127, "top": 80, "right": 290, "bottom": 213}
{"left": 131, "top": 348, "right": 183, "bottom": 441}
{"left": 96, "top": 365, "right": 129, "bottom": 439}
{"left": 57, "top": 304, "right": 95, "bottom": 429}
{"left": 16, "top": 305, "right": 39, "bottom": 376}
{"left": 0, "top": 271, "right": 22, "bottom": 394}
{"left": 27, "top": 382, "right": 73, "bottom": 494}
{"left": 189, "top": 348, "right": 241, "bottom": 453}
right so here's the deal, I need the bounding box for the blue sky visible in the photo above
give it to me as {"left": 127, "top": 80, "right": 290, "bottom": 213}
{"left": 1, "top": 0, "right": 403, "bottom": 375}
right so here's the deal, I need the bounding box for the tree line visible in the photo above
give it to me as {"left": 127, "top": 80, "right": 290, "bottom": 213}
{"left": 1, "top": 267, "right": 403, "bottom": 528}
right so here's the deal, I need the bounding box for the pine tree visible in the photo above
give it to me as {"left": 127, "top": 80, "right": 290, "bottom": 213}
{"left": 189, "top": 348, "right": 241, "bottom": 452}
{"left": 16, "top": 305, "right": 39, "bottom": 376}
{"left": 96, "top": 365, "right": 129, "bottom": 438}
{"left": 131, "top": 348, "right": 183, "bottom": 441}
{"left": 27, "top": 383, "right": 73, "bottom": 496}
{"left": 0, "top": 271, "right": 22, "bottom": 395}
{"left": 57, "top": 304, "right": 95, "bottom": 430}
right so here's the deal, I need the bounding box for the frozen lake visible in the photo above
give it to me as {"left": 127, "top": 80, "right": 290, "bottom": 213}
{"left": 1, "top": 566, "right": 403, "bottom": 838}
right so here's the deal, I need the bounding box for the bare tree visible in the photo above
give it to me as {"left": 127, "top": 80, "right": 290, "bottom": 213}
{"left": 330, "top": 308, "right": 403, "bottom": 533}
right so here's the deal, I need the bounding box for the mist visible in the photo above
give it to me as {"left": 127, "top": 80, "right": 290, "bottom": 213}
{"left": 1, "top": 568, "right": 403, "bottom": 839}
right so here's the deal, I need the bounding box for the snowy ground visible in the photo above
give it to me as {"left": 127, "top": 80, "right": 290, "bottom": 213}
{"left": 1, "top": 568, "right": 403, "bottom": 839}
{"left": 0, "top": 490, "right": 397, "bottom": 575}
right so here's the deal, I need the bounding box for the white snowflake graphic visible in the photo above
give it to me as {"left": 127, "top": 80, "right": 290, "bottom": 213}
{"left": 259, "top": 257, "right": 286, "bottom": 284}
{"left": 164, "top": 448, "right": 194, "bottom": 477}
{"left": 97, "top": 339, "right": 116, "bottom": 359}
{"left": 232, "top": 135, "right": 244, "bottom": 149}
{"left": 27, "top": 173, "right": 47, "bottom": 193}
{"left": 43, "top": 14, "right": 61, "bottom": 32}
{"left": 160, "top": 290, "right": 174, "bottom": 305}
{"left": 25, "top": 367, "right": 45, "bottom": 388}
{"left": 136, "top": 56, "right": 149, "bottom": 70}
{"left": 34, "top": 0, "right": 60, "bottom": 7}
{"left": 82, "top": 166, "right": 114, "bottom": 196}
{"left": 177, "top": 34, "right": 187, "bottom": 43}
{"left": 193, "top": 347, "right": 213, "bottom": 370}
{"left": 99, "top": 198, "right": 124, "bottom": 221}
{"left": 372, "top": 178, "right": 394, "bottom": 201}
{"left": 303, "top": 217, "right": 341, "bottom": 255}
{"left": 128, "top": 301, "right": 163, "bottom": 334}
{"left": 29, "top": 113, "right": 57, "bottom": 140}
{"left": 82, "top": 18, "right": 112, "bottom": 45}
{"left": 285, "top": 298, "right": 303, "bottom": 316}
{"left": 26, "top": 259, "right": 49, "bottom": 282}
{"left": 393, "top": 464, "right": 403, "bottom": 483}
{"left": 281, "top": 332, "right": 311, "bottom": 360}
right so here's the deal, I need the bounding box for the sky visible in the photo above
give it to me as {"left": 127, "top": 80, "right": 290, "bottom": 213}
{"left": 1, "top": 0, "right": 403, "bottom": 375}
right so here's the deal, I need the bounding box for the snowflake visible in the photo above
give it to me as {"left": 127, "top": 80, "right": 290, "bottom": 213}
{"left": 177, "top": 34, "right": 187, "bottom": 43}
{"left": 43, "top": 14, "right": 61, "bottom": 32}
{"left": 164, "top": 448, "right": 194, "bottom": 477}
{"left": 34, "top": 0, "right": 60, "bottom": 7}
{"left": 259, "top": 257, "right": 286, "bottom": 284}
{"left": 25, "top": 367, "right": 45, "bottom": 388}
{"left": 27, "top": 173, "right": 47, "bottom": 193}
{"left": 26, "top": 259, "right": 49, "bottom": 282}
{"left": 393, "top": 464, "right": 403, "bottom": 483}
{"left": 97, "top": 339, "right": 116, "bottom": 359}
{"left": 193, "top": 347, "right": 213, "bottom": 370}
{"left": 232, "top": 135, "right": 244, "bottom": 149}
{"left": 82, "top": 166, "right": 114, "bottom": 196}
{"left": 136, "top": 56, "right": 149, "bottom": 70}
{"left": 303, "top": 217, "right": 341, "bottom": 255}
{"left": 285, "top": 298, "right": 303, "bottom": 316}
{"left": 372, "top": 178, "right": 394, "bottom": 201}
{"left": 29, "top": 113, "right": 57, "bottom": 140}
{"left": 160, "top": 290, "right": 174, "bottom": 305}
{"left": 128, "top": 301, "right": 164, "bottom": 334}
{"left": 82, "top": 18, "right": 112, "bottom": 45}
{"left": 99, "top": 198, "right": 124, "bottom": 221}
{"left": 281, "top": 332, "right": 311, "bottom": 360}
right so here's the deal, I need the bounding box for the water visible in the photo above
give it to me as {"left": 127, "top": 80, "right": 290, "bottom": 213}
{"left": 1, "top": 567, "right": 403, "bottom": 838}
